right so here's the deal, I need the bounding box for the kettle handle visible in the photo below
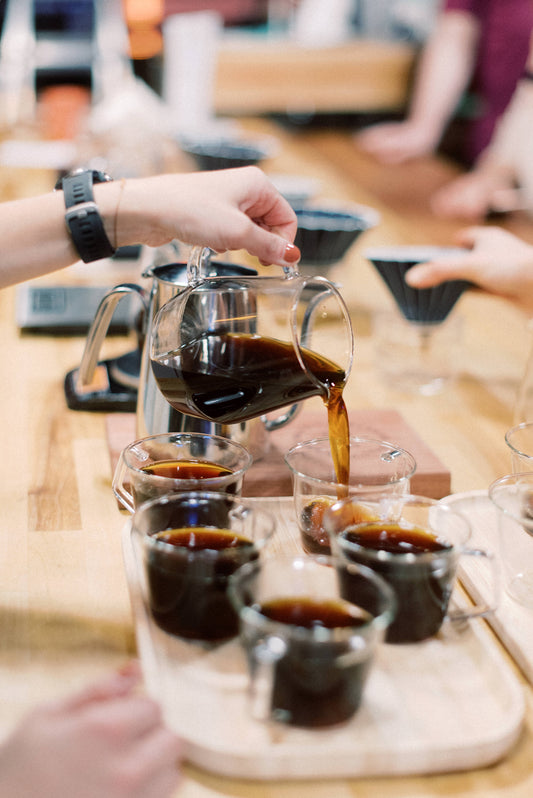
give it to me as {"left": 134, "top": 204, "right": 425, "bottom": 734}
{"left": 77, "top": 284, "right": 148, "bottom": 387}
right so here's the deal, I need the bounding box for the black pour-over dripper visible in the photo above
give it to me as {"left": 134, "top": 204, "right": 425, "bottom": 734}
{"left": 295, "top": 205, "right": 379, "bottom": 268}
{"left": 365, "top": 247, "right": 471, "bottom": 323}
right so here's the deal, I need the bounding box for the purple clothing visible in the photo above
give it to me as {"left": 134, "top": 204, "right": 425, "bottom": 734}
{"left": 444, "top": 0, "right": 533, "bottom": 163}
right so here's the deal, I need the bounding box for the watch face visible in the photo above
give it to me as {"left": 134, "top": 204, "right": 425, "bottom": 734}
{"left": 90, "top": 169, "right": 113, "bottom": 184}
{"left": 54, "top": 168, "right": 113, "bottom": 191}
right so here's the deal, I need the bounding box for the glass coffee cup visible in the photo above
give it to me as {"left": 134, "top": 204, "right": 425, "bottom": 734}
{"left": 285, "top": 436, "right": 416, "bottom": 554}
{"left": 130, "top": 491, "right": 276, "bottom": 644}
{"left": 113, "top": 431, "right": 253, "bottom": 512}
{"left": 325, "top": 493, "right": 498, "bottom": 643}
{"left": 489, "top": 472, "right": 533, "bottom": 607}
{"left": 228, "top": 554, "right": 395, "bottom": 728}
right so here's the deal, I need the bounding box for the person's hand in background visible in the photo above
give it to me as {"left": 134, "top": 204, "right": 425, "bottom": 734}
{"left": 0, "top": 662, "right": 182, "bottom": 798}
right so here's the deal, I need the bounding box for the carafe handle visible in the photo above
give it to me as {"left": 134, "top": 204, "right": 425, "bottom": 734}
{"left": 262, "top": 402, "right": 302, "bottom": 431}
{"left": 186, "top": 245, "right": 300, "bottom": 286}
{"left": 77, "top": 284, "right": 147, "bottom": 388}
{"left": 186, "top": 246, "right": 216, "bottom": 286}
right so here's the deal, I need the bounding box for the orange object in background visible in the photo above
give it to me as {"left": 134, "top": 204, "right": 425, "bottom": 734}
{"left": 124, "top": 0, "right": 164, "bottom": 25}
{"left": 123, "top": 0, "right": 164, "bottom": 60}
{"left": 38, "top": 84, "right": 91, "bottom": 140}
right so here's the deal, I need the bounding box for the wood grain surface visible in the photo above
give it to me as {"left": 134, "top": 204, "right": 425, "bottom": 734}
{"left": 3, "top": 111, "right": 533, "bottom": 796}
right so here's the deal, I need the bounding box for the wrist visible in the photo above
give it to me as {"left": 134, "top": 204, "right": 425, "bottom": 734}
{"left": 56, "top": 169, "right": 116, "bottom": 262}
{"left": 409, "top": 116, "right": 444, "bottom": 145}
{"left": 104, "top": 175, "right": 171, "bottom": 249}
{"left": 94, "top": 179, "right": 132, "bottom": 249}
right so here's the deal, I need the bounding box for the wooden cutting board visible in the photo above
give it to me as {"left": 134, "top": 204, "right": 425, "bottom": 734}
{"left": 106, "top": 407, "right": 451, "bottom": 499}
{"left": 122, "top": 497, "right": 524, "bottom": 780}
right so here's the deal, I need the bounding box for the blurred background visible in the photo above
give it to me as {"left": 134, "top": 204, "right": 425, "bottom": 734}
{"left": 0, "top": 1, "right": 439, "bottom": 179}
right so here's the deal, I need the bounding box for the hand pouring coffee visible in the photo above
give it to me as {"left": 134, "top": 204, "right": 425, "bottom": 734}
{"left": 76, "top": 244, "right": 353, "bottom": 478}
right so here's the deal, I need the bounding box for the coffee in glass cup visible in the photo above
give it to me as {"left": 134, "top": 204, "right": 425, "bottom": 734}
{"left": 325, "top": 493, "right": 498, "bottom": 643}
{"left": 113, "top": 431, "right": 253, "bottom": 512}
{"left": 229, "top": 554, "right": 395, "bottom": 727}
{"left": 285, "top": 436, "right": 416, "bottom": 554}
{"left": 130, "top": 491, "right": 275, "bottom": 643}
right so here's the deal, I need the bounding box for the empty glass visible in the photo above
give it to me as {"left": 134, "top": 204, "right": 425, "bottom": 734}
{"left": 489, "top": 473, "right": 533, "bottom": 607}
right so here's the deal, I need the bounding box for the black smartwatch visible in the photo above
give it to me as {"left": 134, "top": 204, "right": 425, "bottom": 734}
{"left": 55, "top": 169, "right": 116, "bottom": 263}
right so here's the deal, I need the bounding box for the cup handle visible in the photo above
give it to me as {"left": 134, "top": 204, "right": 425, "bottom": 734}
{"left": 112, "top": 452, "right": 135, "bottom": 513}
{"left": 448, "top": 548, "right": 500, "bottom": 624}
{"left": 248, "top": 635, "right": 287, "bottom": 722}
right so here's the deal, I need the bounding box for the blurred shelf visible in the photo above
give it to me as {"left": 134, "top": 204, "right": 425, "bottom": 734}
{"left": 214, "top": 36, "right": 416, "bottom": 115}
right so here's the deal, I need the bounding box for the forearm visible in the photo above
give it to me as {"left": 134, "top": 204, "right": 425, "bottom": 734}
{"left": 0, "top": 180, "right": 126, "bottom": 289}
{"left": 0, "top": 168, "right": 298, "bottom": 290}
{"left": 0, "top": 191, "right": 80, "bottom": 288}
{"left": 479, "top": 79, "right": 533, "bottom": 178}
{"left": 408, "top": 11, "right": 479, "bottom": 141}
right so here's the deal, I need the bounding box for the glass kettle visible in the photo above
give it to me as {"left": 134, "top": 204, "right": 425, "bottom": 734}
{"left": 150, "top": 246, "right": 354, "bottom": 425}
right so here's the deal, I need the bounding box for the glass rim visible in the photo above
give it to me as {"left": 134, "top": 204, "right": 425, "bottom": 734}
{"left": 122, "top": 431, "right": 253, "bottom": 479}
{"left": 504, "top": 422, "right": 533, "bottom": 459}
{"left": 325, "top": 493, "right": 471, "bottom": 559}
{"left": 488, "top": 472, "right": 533, "bottom": 526}
{"left": 284, "top": 436, "right": 416, "bottom": 483}
{"left": 228, "top": 554, "right": 396, "bottom": 637}
{"left": 489, "top": 471, "right": 533, "bottom": 488}
{"left": 332, "top": 527, "right": 460, "bottom": 565}
{"left": 131, "top": 490, "right": 276, "bottom": 552}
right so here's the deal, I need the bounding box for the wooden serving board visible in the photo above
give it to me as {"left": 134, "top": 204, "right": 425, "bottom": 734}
{"left": 122, "top": 497, "right": 524, "bottom": 780}
{"left": 447, "top": 490, "right": 533, "bottom": 686}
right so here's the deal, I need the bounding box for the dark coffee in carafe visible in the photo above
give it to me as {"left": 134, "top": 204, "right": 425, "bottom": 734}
{"left": 151, "top": 332, "right": 346, "bottom": 424}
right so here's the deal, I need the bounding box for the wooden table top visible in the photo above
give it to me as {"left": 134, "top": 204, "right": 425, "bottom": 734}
{"left": 2, "top": 117, "right": 533, "bottom": 795}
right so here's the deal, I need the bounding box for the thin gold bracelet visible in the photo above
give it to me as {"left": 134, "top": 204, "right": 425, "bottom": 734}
{"left": 113, "top": 178, "right": 127, "bottom": 249}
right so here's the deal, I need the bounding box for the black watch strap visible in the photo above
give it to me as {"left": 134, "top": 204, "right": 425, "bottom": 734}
{"left": 59, "top": 169, "right": 116, "bottom": 263}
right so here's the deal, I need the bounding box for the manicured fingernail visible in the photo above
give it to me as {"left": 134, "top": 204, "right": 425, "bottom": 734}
{"left": 117, "top": 660, "right": 142, "bottom": 681}
{"left": 284, "top": 243, "right": 301, "bottom": 263}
